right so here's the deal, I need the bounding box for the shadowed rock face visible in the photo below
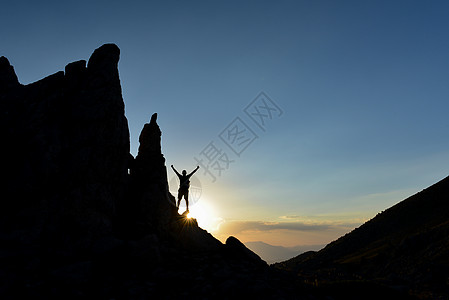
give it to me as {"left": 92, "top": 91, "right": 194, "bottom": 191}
{"left": 120, "top": 112, "right": 223, "bottom": 251}
{"left": 0, "top": 44, "right": 130, "bottom": 251}
{"left": 0, "top": 56, "right": 19, "bottom": 90}
{"left": 116, "top": 112, "right": 178, "bottom": 239}
{"left": 0, "top": 43, "right": 225, "bottom": 251}
{"left": 132, "top": 113, "right": 176, "bottom": 231}
{"left": 0, "top": 44, "right": 279, "bottom": 299}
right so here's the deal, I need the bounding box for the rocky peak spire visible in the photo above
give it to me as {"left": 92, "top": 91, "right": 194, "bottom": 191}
{"left": 87, "top": 43, "right": 120, "bottom": 72}
{"left": 0, "top": 56, "right": 20, "bottom": 91}
{"left": 138, "top": 113, "right": 162, "bottom": 156}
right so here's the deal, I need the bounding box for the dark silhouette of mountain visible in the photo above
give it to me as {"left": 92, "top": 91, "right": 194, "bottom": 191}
{"left": 0, "top": 43, "right": 431, "bottom": 299}
{"left": 274, "top": 176, "right": 449, "bottom": 298}
{"left": 0, "top": 44, "right": 296, "bottom": 299}
{"left": 245, "top": 241, "right": 324, "bottom": 264}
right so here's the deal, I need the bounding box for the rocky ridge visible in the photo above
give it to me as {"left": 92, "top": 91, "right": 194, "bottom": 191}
{"left": 0, "top": 44, "right": 301, "bottom": 299}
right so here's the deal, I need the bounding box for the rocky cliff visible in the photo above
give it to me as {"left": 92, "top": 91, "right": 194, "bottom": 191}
{"left": 1, "top": 44, "right": 129, "bottom": 255}
{"left": 0, "top": 44, "right": 297, "bottom": 299}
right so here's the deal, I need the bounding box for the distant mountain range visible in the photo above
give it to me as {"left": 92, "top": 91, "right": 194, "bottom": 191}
{"left": 244, "top": 241, "right": 325, "bottom": 264}
{"left": 274, "top": 175, "right": 449, "bottom": 298}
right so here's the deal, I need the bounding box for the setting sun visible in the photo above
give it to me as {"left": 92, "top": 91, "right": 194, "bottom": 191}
{"left": 183, "top": 200, "right": 223, "bottom": 233}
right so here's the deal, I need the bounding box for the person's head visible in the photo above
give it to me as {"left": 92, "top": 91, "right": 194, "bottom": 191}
{"left": 182, "top": 170, "right": 187, "bottom": 176}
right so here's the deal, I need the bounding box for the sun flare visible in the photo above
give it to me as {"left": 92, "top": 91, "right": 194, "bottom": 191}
{"left": 182, "top": 200, "right": 223, "bottom": 233}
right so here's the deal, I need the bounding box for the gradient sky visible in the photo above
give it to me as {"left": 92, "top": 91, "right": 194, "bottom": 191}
{"left": 2, "top": 0, "right": 449, "bottom": 247}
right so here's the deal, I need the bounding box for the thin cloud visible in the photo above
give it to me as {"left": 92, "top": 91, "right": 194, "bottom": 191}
{"left": 279, "top": 214, "right": 369, "bottom": 228}
{"left": 279, "top": 215, "right": 302, "bottom": 220}
{"left": 218, "top": 220, "right": 333, "bottom": 235}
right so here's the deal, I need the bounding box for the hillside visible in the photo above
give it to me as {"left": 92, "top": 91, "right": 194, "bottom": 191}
{"left": 274, "top": 175, "right": 449, "bottom": 298}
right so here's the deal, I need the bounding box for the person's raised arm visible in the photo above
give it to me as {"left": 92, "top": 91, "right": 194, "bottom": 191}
{"left": 188, "top": 166, "right": 200, "bottom": 177}
{"left": 171, "top": 165, "right": 181, "bottom": 177}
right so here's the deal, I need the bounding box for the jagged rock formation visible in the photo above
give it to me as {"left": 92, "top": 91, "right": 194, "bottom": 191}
{"left": 0, "top": 44, "right": 297, "bottom": 299}
{"left": 118, "top": 111, "right": 223, "bottom": 251}
{"left": 1, "top": 44, "right": 129, "bottom": 255}
{"left": 118, "top": 112, "right": 177, "bottom": 238}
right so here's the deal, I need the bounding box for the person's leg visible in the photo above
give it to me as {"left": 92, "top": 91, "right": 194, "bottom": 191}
{"left": 177, "top": 190, "right": 182, "bottom": 209}
{"left": 185, "top": 190, "right": 189, "bottom": 212}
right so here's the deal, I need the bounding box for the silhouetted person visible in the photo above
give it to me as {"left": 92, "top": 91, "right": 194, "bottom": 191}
{"left": 171, "top": 165, "right": 200, "bottom": 212}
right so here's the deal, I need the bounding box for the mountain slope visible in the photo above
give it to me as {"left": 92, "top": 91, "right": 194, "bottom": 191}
{"left": 275, "top": 175, "right": 449, "bottom": 298}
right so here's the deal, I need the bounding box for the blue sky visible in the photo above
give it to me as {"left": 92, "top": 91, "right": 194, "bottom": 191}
{"left": 2, "top": 0, "right": 449, "bottom": 246}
